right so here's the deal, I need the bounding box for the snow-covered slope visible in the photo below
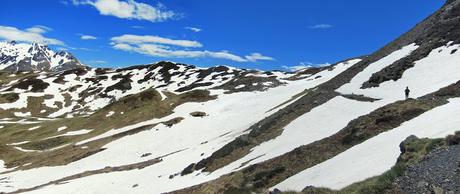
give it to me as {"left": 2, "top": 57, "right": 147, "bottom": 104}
{"left": 0, "top": 41, "right": 84, "bottom": 71}
{"left": 274, "top": 97, "right": 460, "bottom": 191}
{"left": 0, "top": 59, "right": 359, "bottom": 193}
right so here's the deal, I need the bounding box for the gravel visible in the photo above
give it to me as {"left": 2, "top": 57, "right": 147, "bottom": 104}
{"left": 395, "top": 145, "right": 460, "bottom": 194}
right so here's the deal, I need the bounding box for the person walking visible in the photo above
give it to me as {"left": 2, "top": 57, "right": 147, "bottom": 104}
{"left": 405, "top": 86, "right": 411, "bottom": 100}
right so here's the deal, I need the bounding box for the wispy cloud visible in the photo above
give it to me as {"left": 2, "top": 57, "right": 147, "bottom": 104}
{"left": 0, "top": 25, "right": 64, "bottom": 46}
{"left": 245, "top": 53, "right": 274, "bottom": 62}
{"left": 87, "top": 60, "right": 107, "bottom": 64}
{"left": 185, "top": 27, "right": 202, "bottom": 32}
{"left": 70, "top": 0, "right": 177, "bottom": 22}
{"left": 131, "top": 25, "right": 144, "bottom": 29}
{"left": 78, "top": 34, "right": 98, "bottom": 40}
{"left": 112, "top": 34, "right": 202, "bottom": 48}
{"left": 282, "top": 62, "right": 330, "bottom": 71}
{"left": 68, "top": 47, "right": 96, "bottom": 51}
{"left": 309, "top": 24, "right": 334, "bottom": 29}
{"left": 26, "top": 25, "right": 53, "bottom": 34}
{"left": 111, "top": 34, "right": 274, "bottom": 62}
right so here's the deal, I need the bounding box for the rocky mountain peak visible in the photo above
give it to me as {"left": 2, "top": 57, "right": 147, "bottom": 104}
{"left": 0, "top": 41, "right": 85, "bottom": 72}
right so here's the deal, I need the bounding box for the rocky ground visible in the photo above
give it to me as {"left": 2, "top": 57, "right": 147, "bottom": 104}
{"left": 395, "top": 145, "right": 460, "bottom": 194}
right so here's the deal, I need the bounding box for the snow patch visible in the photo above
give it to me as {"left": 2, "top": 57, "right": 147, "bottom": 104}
{"left": 57, "top": 126, "right": 68, "bottom": 132}
{"left": 14, "top": 112, "right": 31, "bottom": 117}
{"left": 105, "top": 111, "right": 115, "bottom": 117}
{"left": 27, "top": 126, "right": 41, "bottom": 131}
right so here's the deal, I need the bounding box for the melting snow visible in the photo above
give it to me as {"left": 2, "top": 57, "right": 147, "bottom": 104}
{"left": 58, "top": 129, "right": 93, "bottom": 137}
{"left": 13, "top": 112, "right": 31, "bottom": 117}
{"left": 27, "top": 126, "right": 41, "bottom": 131}
{"left": 57, "top": 126, "right": 68, "bottom": 132}
{"left": 105, "top": 111, "right": 115, "bottom": 117}
{"left": 0, "top": 160, "right": 6, "bottom": 173}
{"left": 235, "top": 84, "right": 245, "bottom": 89}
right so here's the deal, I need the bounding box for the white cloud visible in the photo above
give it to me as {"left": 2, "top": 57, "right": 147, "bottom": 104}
{"left": 245, "top": 53, "right": 274, "bottom": 62}
{"left": 111, "top": 34, "right": 202, "bottom": 48}
{"left": 111, "top": 34, "right": 274, "bottom": 62}
{"left": 71, "top": 0, "right": 176, "bottom": 22}
{"left": 26, "top": 25, "right": 53, "bottom": 34}
{"left": 79, "top": 34, "right": 98, "bottom": 40}
{"left": 309, "top": 24, "right": 334, "bottom": 29}
{"left": 282, "top": 62, "right": 330, "bottom": 71}
{"left": 112, "top": 43, "right": 247, "bottom": 62}
{"left": 185, "top": 27, "right": 202, "bottom": 32}
{"left": 0, "top": 25, "right": 64, "bottom": 46}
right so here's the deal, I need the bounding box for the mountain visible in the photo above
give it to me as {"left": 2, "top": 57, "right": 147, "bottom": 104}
{"left": 0, "top": 61, "right": 304, "bottom": 118}
{"left": 0, "top": 41, "right": 85, "bottom": 72}
{"left": 0, "top": 0, "right": 460, "bottom": 194}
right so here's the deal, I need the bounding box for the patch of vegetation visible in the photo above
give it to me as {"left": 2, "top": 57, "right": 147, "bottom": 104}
{"left": 8, "top": 77, "right": 50, "bottom": 92}
{"left": 20, "top": 136, "right": 71, "bottom": 151}
{"left": 105, "top": 75, "right": 132, "bottom": 93}
{"left": 0, "top": 71, "right": 35, "bottom": 87}
{"left": 446, "top": 131, "right": 460, "bottom": 145}
{"left": 0, "top": 95, "right": 58, "bottom": 118}
{"left": 252, "top": 166, "right": 286, "bottom": 188}
{"left": 223, "top": 186, "right": 252, "bottom": 194}
{"left": 214, "top": 74, "right": 284, "bottom": 94}
{"left": 197, "top": 66, "right": 230, "bottom": 79}
{"left": 176, "top": 82, "right": 214, "bottom": 92}
{"left": 0, "top": 93, "right": 19, "bottom": 103}
{"left": 340, "top": 94, "right": 380, "bottom": 102}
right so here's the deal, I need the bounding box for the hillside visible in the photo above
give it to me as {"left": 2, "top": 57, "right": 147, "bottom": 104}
{"left": 0, "top": 0, "right": 460, "bottom": 193}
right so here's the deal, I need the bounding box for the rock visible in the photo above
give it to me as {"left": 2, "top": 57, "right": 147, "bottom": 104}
{"left": 181, "top": 163, "right": 195, "bottom": 176}
{"left": 399, "top": 135, "right": 419, "bottom": 154}
{"left": 431, "top": 185, "right": 443, "bottom": 194}
{"left": 417, "top": 181, "right": 428, "bottom": 188}
{"left": 140, "top": 153, "right": 151, "bottom": 158}
{"left": 190, "top": 111, "right": 207, "bottom": 117}
{"left": 269, "top": 188, "right": 281, "bottom": 194}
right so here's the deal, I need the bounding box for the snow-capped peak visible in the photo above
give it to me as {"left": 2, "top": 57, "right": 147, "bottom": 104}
{"left": 0, "top": 41, "right": 84, "bottom": 72}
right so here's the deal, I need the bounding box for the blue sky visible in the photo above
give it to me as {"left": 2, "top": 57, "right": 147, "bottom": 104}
{"left": 0, "top": 0, "right": 444, "bottom": 70}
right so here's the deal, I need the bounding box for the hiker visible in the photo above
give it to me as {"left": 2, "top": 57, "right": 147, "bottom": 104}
{"left": 405, "top": 86, "right": 410, "bottom": 99}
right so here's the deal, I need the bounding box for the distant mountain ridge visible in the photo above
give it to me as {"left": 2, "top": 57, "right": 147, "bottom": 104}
{"left": 0, "top": 41, "right": 85, "bottom": 72}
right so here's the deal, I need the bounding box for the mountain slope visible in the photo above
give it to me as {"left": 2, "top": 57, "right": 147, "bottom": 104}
{"left": 0, "top": 59, "right": 356, "bottom": 193}
{"left": 0, "top": 41, "right": 84, "bottom": 72}
{"left": 0, "top": 0, "right": 460, "bottom": 193}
